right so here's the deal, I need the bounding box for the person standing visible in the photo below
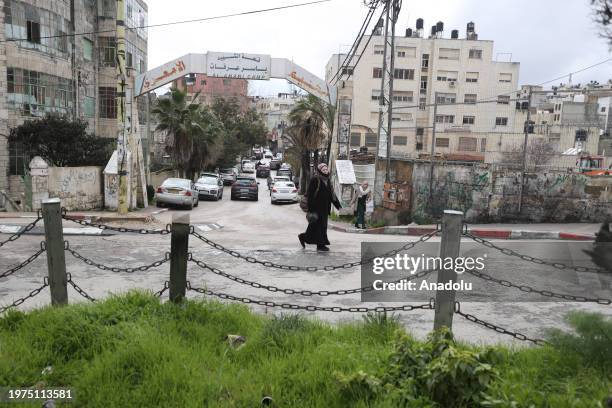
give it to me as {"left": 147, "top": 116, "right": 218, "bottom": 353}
{"left": 351, "top": 181, "right": 371, "bottom": 229}
{"left": 298, "top": 163, "right": 341, "bottom": 251}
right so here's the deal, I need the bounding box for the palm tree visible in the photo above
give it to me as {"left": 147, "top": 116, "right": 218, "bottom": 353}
{"left": 152, "top": 88, "right": 205, "bottom": 178}
{"left": 286, "top": 98, "right": 331, "bottom": 194}
{"left": 288, "top": 94, "right": 336, "bottom": 167}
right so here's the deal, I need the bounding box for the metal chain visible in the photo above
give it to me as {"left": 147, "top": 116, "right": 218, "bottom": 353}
{"left": 454, "top": 302, "right": 547, "bottom": 346}
{"left": 463, "top": 232, "right": 604, "bottom": 273}
{"left": 0, "top": 242, "right": 46, "bottom": 279}
{"left": 189, "top": 229, "right": 439, "bottom": 271}
{"left": 61, "top": 208, "right": 170, "bottom": 235}
{"left": 466, "top": 269, "right": 612, "bottom": 305}
{"left": 0, "top": 278, "right": 48, "bottom": 314}
{"left": 154, "top": 281, "right": 169, "bottom": 298}
{"left": 65, "top": 241, "right": 170, "bottom": 273}
{"left": 187, "top": 281, "right": 435, "bottom": 313}
{"left": 67, "top": 273, "right": 96, "bottom": 302}
{"left": 0, "top": 214, "right": 42, "bottom": 248}
{"left": 189, "top": 254, "right": 434, "bottom": 296}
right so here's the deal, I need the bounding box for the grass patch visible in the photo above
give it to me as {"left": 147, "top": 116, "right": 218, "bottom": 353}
{"left": 0, "top": 293, "right": 610, "bottom": 407}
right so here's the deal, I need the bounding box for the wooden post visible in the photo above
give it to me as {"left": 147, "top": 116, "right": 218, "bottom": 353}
{"left": 42, "top": 198, "right": 68, "bottom": 305}
{"left": 169, "top": 213, "right": 189, "bottom": 303}
{"left": 433, "top": 210, "right": 463, "bottom": 330}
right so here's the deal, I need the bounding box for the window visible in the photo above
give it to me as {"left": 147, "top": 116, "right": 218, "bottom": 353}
{"left": 421, "top": 54, "right": 429, "bottom": 69}
{"left": 99, "top": 87, "right": 117, "bottom": 118}
{"left": 57, "top": 31, "right": 68, "bottom": 53}
{"left": 438, "top": 48, "right": 460, "bottom": 60}
{"left": 435, "top": 138, "right": 449, "bottom": 147}
{"left": 415, "top": 132, "right": 424, "bottom": 150}
{"left": 499, "top": 73, "right": 512, "bottom": 83}
{"left": 373, "top": 67, "right": 383, "bottom": 78}
{"left": 396, "top": 46, "right": 416, "bottom": 58}
{"left": 99, "top": 37, "right": 116, "bottom": 67}
{"left": 464, "top": 94, "right": 477, "bottom": 104}
{"left": 83, "top": 38, "right": 93, "bottom": 61}
{"left": 341, "top": 67, "right": 353, "bottom": 76}
{"left": 126, "top": 52, "right": 133, "bottom": 68}
{"left": 418, "top": 97, "right": 426, "bottom": 110}
{"left": 420, "top": 78, "right": 428, "bottom": 94}
{"left": 139, "top": 59, "right": 146, "bottom": 74}
{"left": 466, "top": 72, "right": 479, "bottom": 83}
{"left": 350, "top": 133, "right": 361, "bottom": 146}
{"left": 497, "top": 95, "right": 510, "bottom": 104}
{"left": 397, "top": 51, "right": 406, "bottom": 58}
{"left": 127, "top": 4, "right": 133, "bottom": 18}
{"left": 462, "top": 115, "right": 475, "bottom": 125}
{"left": 374, "top": 45, "right": 384, "bottom": 55}
{"left": 480, "top": 138, "right": 487, "bottom": 152}
{"left": 393, "top": 136, "right": 408, "bottom": 145}
{"left": 458, "top": 137, "right": 477, "bottom": 151}
{"left": 468, "top": 49, "right": 482, "bottom": 59}
{"left": 435, "top": 93, "right": 456, "bottom": 104}
{"left": 365, "top": 133, "right": 377, "bottom": 147}
{"left": 83, "top": 96, "right": 95, "bottom": 118}
{"left": 416, "top": 127, "right": 424, "bottom": 136}
{"left": 371, "top": 89, "right": 381, "bottom": 101}
{"left": 495, "top": 117, "right": 508, "bottom": 126}
{"left": 26, "top": 21, "right": 41, "bottom": 44}
{"left": 601, "top": 106, "right": 606, "bottom": 113}
{"left": 436, "top": 70, "right": 458, "bottom": 82}
{"left": 392, "top": 91, "right": 413, "bottom": 103}
{"left": 223, "top": 79, "right": 231, "bottom": 86}
{"left": 393, "top": 68, "right": 414, "bottom": 80}
{"left": 435, "top": 115, "right": 454, "bottom": 124}
{"left": 201, "top": 80, "right": 206, "bottom": 86}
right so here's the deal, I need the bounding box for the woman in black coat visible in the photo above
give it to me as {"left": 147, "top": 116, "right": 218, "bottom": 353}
{"left": 298, "top": 163, "right": 341, "bottom": 251}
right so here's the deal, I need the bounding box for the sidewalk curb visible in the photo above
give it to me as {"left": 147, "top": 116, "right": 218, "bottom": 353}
{"left": 328, "top": 223, "right": 595, "bottom": 241}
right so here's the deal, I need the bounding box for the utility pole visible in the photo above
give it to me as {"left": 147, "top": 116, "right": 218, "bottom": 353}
{"left": 517, "top": 86, "right": 532, "bottom": 214}
{"left": 428, "top": 97, "right": 438, "bottom": 205}
{"left": 373, "top": 0, "right": 401, "bottom": 202}
{"left": 116, "top": 0, "right": 129, "bottom": 214}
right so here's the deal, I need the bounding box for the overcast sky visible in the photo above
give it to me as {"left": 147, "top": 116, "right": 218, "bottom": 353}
{"left": 146, "top": 0, "right": 611, "bottom": 96}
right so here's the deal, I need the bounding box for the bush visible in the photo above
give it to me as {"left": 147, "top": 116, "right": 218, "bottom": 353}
{"left": 398, "top": 209, "right": 412, "bottom": 225}
{"left": 146, "top": 185, "right": 155, "bottom": 203}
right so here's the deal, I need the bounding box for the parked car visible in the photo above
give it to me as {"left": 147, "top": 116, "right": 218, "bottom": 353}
{"left": 268, "top": 175, "right": 291, "bottom": 194}
{"left": 194, "top": 176, "right": 223, "bottom": 201}
{"left": 256, "top": 164, "right": 270, "bottom": 178}
{"left": 270, "top": 181, "right": 298, "bottom": 204}
{"left": 277, "top": 168, "right": 293, "bottom": 179}
{"left": 155, "top": 178, "right": 199, "bottom": 209}
{"left": 231, "top": 176, "right": 259, "bottom": 201}
{"left": 220, "top": 168, "right": 237, "bottom": 185}
{"left": 200, "top": 171, "right": 219, "bottom": 178}
{"left": 242, "top": 161, "right": 256, "bottom": 173}
{"left": 269, "top": 158, "right": 282, "bottom": 170}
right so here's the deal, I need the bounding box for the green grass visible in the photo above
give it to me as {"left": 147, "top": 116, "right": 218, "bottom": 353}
{"left": 0, "top": 292, "right": 610, "bottom": 407}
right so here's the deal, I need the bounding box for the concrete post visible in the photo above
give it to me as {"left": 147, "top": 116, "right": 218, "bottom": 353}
{"left": 42, "top": 198, "right": 68, "bottom": 305}
{"left": 169, "top": 213, "right": 190, "bottom": 303}
{"left": 433, "top": 210, "right": 463, "bottom": 330}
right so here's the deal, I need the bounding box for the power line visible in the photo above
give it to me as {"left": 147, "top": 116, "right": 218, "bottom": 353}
{"left": 1, "top": 0, "right": 333, "bottom": 44}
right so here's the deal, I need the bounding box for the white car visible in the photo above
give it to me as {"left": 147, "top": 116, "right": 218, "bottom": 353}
{"left": 155, "top": 178, "right": 199, "bottom": 209}
{"left": 270, "top": 181, "right": 298, "bottom": 204}
{"left": 242, "top": 162, "right": 256, "bottom": 173}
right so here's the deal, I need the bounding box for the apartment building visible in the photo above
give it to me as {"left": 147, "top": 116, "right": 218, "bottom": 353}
{"left": 326, "top": 20, "right": 520, "bottom": 161}
{"left": 0, "top": 0, "right": 148, "bottom": 201}
{"left": 253, "top": 92, "right": 303, "bottom": 152}
{"left": 173, "top": 73, "right": 249, "bottom": 111}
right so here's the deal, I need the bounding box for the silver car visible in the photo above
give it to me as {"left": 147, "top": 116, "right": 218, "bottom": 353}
{"left": 194, "top": 176, "right": 223, "bottom": 201}
{"left": 155, "top": 178, "right": 199, "bottom": 209}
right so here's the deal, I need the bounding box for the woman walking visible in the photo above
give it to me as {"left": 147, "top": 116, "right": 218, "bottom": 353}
{"left": 351, "top": 181, "right": 371, "bottom": 229}
{"left": 298, "top": 163, "right": 341, "bottom": 252}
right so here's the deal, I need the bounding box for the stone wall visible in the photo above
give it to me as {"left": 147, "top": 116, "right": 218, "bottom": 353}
{"left": 411, "top": 162, "right": 612, "bottom": 223}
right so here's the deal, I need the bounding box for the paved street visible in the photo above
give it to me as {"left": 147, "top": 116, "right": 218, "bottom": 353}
{"left": 1, "top": 174, "right": 611, "bottom": 346}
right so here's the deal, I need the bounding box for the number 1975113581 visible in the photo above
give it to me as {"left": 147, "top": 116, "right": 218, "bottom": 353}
{"left": 1, "top": 387, "right": 74, "bottom": 402}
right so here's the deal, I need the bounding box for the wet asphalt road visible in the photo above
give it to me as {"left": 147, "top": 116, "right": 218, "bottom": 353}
{"left": 1, "top": 174, "right": 611, "bottom": 346}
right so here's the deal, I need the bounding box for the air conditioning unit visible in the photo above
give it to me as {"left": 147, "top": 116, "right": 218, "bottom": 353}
{"left": 448, "top": 81, "right": 456, "bottom": 88}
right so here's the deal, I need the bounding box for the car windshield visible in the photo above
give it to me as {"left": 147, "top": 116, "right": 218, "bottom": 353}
{"left": 162, "top": 179, "right": 190, "bottom": 189}
{"left": 221, "top": 169, "right": 234, "bottom": 174}
{"left": 275, "top": 182, "right": 295, "bottom": 188}
{"left": 274, "top": 177, "right": 290, "bottom": 182}
{"left": 196, "top": 177, "right": 217, "bottom": 185}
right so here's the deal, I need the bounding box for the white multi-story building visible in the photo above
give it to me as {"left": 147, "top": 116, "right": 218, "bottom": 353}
{"left": 326, "top": 20, "right": 520, "bottom": 160}
{"left": 253, "top": 92, "right": 303, "bottom": 152}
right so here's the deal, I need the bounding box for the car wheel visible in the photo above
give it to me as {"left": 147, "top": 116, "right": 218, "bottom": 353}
{"left": 194, "top": 198, "right": 199, "bottom": 207}
{"left": 219, "top": 192, "right": 223, "bottom": 200}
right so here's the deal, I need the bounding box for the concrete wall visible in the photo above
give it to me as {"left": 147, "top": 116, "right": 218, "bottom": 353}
{"left": 47, "top": 166, "right": 103, "bottom": 210}
{"left": 411, "top": 162, "right": 612, "bottom": 223}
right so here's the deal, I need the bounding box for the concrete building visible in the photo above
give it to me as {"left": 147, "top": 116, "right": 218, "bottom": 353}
{"left": 173, "top": 73, "right": 249, "bottom": 111}
{"left": 0, "top": 0, "right": 148, "bottom": 205}
{"left": 253, "top": 92, "right": 303, "bottom": 152}
{"left": 326, "top": 20, "right": 520, "bottom": 161}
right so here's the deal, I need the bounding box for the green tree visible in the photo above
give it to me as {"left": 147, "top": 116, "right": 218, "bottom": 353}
{"left": 187, "top": 106, "right": 225, "bottom": 178}
{"left": 287, "top": 95, "right": 335, "bottom": 193}
{"left": 153, "top": 89, "right": 221, "bottom": 178}
{"left": 8, "top": 114, "right": 113, "bottom": 167}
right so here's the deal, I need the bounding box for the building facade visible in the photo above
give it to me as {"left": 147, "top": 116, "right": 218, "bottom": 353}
{"left": 253, "top": 92, "right": 303, "bottom": 152}
{"left": 173, "top": 73, "right": 249, "bottom": 111}
{"left": 0, "top": 0, "right": 148, "bottom": 204}
{"left": 326, "top": 21, "right": 520, "bottom": 162}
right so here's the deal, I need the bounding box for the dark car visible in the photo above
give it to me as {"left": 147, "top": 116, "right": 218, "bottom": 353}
{"left": 230, "top": 177, "right": 259, "bottom": 201}
{"left": 256, "top": 164, "right": 270, "bottom": 178}
{"left": 269, "top": 158, "right": 281, "bottom": 170}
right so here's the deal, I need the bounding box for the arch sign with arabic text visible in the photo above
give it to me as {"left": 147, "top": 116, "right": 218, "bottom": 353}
{"left": 135, "top": 52, "right": 335, "bottom": 104}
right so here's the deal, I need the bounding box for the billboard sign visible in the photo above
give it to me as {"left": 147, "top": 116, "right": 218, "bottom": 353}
{"left": 207, "top": 52, "right": 271, "bottom": 80}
